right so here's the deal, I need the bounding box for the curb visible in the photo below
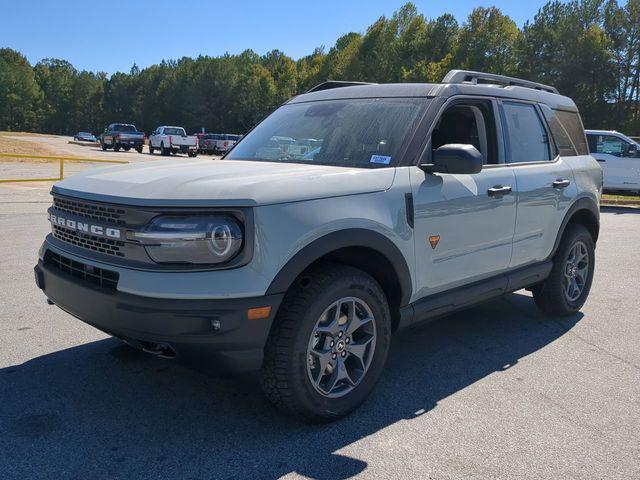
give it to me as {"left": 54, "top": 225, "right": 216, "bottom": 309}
{"left": 67, "top": 141, "right": 99, "bottom": 147}
{"left": 601, "top": 199, "right": 640, "bottom": 208}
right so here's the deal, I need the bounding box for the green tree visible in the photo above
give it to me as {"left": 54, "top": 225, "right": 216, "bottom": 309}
{"left": 0, "top": 48, "right": 43, "bottom": 131}
{"left": 455, "top": 7, "right": 521, "bottom": 75}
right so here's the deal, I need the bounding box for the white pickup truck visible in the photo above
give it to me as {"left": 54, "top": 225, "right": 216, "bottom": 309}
{"left": 149, "top": 126, "right": 198, "bottom": 157}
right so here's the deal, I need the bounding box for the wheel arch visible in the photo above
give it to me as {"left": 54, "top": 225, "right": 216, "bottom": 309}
{"left": 265, "top": 229, "right": 413, "bottom": 331}
{"left": 550, "top": 197, "right": 600, "bottom": 258}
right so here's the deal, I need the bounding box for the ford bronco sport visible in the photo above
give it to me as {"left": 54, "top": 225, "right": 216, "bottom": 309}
{"left": 35, "top": 70, "right": 602, "bottom": 422}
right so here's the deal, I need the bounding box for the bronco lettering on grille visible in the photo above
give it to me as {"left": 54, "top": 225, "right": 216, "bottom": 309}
{"left": 48, "top": 213, "right": 122, "bottom": 239}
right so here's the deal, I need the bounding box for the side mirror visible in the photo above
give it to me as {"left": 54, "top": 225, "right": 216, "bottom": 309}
{"left": 628, "top": 146, "right": 638, "bottom": 157}
{"left": 421, "top": 144, "right": 484, "bottom": 174}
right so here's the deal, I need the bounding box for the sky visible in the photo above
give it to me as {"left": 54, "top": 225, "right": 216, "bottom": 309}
{"left": 1, "top": 0, "right": 552, "bottom": 75}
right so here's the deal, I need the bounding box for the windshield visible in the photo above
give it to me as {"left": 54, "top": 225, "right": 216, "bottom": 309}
{"left": 227, "top": 98, "right": 427, "bottom": 168}
{"left": 164, "top": 127, "right": 186, "bottom": 136}
{"left": 113, "top": 124, "right": 136, "bottom": 132}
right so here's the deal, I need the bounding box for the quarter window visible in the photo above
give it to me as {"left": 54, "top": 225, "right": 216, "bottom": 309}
{"left": 555, "top": 110, "right": 589, "bottom": 155}
{"left": 502, "top": 102, "right": 551, "bottom": 163}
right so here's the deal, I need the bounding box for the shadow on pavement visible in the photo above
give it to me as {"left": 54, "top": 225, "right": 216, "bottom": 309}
{"left": 0, "top": 292, "right": 581, "bottom": 479}
{"left": 601, "top": 205, "right": 640, "bottom": 215}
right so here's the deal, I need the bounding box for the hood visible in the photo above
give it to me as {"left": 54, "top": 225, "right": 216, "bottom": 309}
{"left": 52, "top": 159, "right": 396, "bottom": 207}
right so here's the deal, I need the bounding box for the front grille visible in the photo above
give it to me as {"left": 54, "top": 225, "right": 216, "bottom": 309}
{"left": 52, "top": 224, "right": 125, "bottom": 257}
{"left": 45, "top": 251, "right": 119, "bottom": 290}
{"left": 53, "top": 197, "right": 127, "bottom": 225}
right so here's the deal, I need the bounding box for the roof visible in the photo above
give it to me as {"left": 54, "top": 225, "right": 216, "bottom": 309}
{"left": 287, "top": 70, "right": 577, "bottom": 112}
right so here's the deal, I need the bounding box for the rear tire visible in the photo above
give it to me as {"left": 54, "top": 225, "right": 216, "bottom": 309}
{"left": 113, "top": 144, "right": 120, "bottom": 152}
{"left": 149, "top": 144, "right": 154, "bottom": 154}
{"left": 260, "top": 263, "right": 391, "bottom": 422}
{"left": 101, "top": 142, "right": 108, "bottom": 151}
{"left": 160, "top": 142, "right": 168, "bottom": 156}
{"left": 532, "top": 224, "right": 595, "bottom": 316}
{"left": 135, "top": 146, "right": 143, "bottom": 153}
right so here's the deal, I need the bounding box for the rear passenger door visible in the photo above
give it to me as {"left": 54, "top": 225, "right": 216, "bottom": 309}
{"left": 500, "top": 101, "right": 577, "bottom": 267}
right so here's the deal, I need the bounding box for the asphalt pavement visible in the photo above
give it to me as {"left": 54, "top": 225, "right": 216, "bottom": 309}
{"left": 0, "top": 188, "right": 638, "bottom": 479}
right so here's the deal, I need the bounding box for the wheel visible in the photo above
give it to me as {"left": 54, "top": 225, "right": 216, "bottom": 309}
{"left": 135, "top": 146, "right": 143, "bottom": 153}
{"left": 160, "top": 142, "right": 168, "bottom": 156}
{"left": 123, "top": 146, "right": 131, "bottom": 151}
{"left": 188, "top": 151, "right": 197, "bottom": 158}
{"left": 532, "top": 224, "right": 595, "bottom": 316}
{"left": 148, "top": 144, "right": 154, "bottom": 154}
{"left": 101, "top": 142, "right": 108, "bottom": 151}
{"left": 261, "top": 263, "right": 391, "bottom": 422}
{"left": 113, "top": 144, "right": 120, "bottom": 152}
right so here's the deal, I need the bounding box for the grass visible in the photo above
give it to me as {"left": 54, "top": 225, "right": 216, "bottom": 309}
{"left": 602, "top": 193, "right": 640, "bottom": 202}
{"left": 0, "top": 132, "right": 58, "bottom": 163}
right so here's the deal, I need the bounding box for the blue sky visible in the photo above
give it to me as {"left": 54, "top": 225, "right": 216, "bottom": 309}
{"left": 1, "top": 0, "right": 551, "bottom": 75}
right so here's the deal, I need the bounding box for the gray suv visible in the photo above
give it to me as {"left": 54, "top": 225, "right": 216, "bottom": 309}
{"left": 35, "top": 70, "right": 602, "bottom": 421}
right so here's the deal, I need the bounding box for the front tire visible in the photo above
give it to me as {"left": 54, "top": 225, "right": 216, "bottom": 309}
{"left": 261, "top": 263, "right": 391, "bottom": 422}
{"left": 533, "top": 224, "right": 595, "bottom": 316}
{"left": 101, "top": 142, "right": 108, "bottom": 151}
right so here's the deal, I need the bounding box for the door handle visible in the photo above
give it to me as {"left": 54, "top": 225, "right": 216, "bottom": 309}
{"left": 488, "top": 185, "right": 512, "bottom": 197}
{"left": 553, "top": 179, "right": 571, "bottom": 189}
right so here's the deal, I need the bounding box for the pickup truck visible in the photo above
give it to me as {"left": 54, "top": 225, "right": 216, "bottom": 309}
{"left": 149, "top": 126, "right": 198, "bottom": 157}
{"left": 201, "top": 133, "right": 241, "bottom": 154}
{"left": 100, "top": 124, "right": 145, "bottom": 153}
{"left": 35, "top": 70, "right": 601, "bottom": 422}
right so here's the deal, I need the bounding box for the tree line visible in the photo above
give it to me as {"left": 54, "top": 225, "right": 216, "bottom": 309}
{"left": 1, "top": 0, "right": 639, "bottom": 136}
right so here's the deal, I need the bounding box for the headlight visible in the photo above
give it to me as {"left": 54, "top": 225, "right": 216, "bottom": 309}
{"left": 128, "top": 215, "right": 243, "bottom": 264}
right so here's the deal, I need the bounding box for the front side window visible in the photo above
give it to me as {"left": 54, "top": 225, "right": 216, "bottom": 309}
{"left": 502, "top": 102, "right": 551, "bottom": 163}
{"left": 588, "top": 134, "right": 628, "bottom": 157}
{"left": 227, "top": 98, "right": 427, "bottom": 168}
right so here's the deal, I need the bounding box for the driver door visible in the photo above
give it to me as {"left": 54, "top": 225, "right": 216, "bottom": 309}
{"left": 410, "top": 98, "right": 517, "bottom": 299}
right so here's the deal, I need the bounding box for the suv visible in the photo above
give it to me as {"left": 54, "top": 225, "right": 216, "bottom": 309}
{"left": 586, "top": 129, "right": 640, "bottom": 194}
{"left": 35, "top": 71, "right": 601, "bottom": 422}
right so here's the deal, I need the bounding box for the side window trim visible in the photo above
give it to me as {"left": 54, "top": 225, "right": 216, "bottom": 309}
{"left": 418, "top": 95, "right": 502, "bottom": 166}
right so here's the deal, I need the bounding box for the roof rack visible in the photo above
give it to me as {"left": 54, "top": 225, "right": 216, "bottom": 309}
{"left": 306, "top": 81, "right": 377, "bottom": 93}
{"left": 442, "top": 70, "right": 559, "bottom": 95}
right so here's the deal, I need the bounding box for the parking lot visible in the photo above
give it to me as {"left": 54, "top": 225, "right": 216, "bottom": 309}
{"left": 0, "top": 166, "right": 638, "bottom": 479}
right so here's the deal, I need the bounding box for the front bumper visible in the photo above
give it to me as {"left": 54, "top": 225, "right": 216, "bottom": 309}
{"left": 34, "top": 256, "right": 283, "bottom": 373}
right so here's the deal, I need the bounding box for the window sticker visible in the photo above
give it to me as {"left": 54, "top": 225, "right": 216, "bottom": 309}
{"left": 370, "top": 155, "right": 392, "bottom": 165}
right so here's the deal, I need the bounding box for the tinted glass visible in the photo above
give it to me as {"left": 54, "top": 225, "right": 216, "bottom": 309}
{"left": 113, "top": 124, "right": 136, "bottom": 132}
{"left": 227, "top": 99, "right": 426, "bottom": 168}
{"left": 555, "top": 110, "right": 588, "bottom": 155}
{"left": 502, "top": 102, "right": 551, "bottom": 163}
{"left": 540, "top": 104, "right": 576, "bottom": 156}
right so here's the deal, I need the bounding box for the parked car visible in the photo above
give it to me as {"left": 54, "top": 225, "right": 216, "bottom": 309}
{"left": 201, "top": 133, "right": 242, "bottom": 154}
{"left": 586, "top": 129, "right": 640, "bottom": 194}
{"left": 73, "top": 132, "right": 97, "bottom": 142}
{"left": 35, "top": 70, "right": 601, "bottom": 422}
{"left": 100, "top": 123, "right": 145, "bottom": 153}
{"left": 149, "top": 126, "right": 198, "bottom": 157}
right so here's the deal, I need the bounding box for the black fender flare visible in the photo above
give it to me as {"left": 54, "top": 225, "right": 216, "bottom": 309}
{"left": 549, "top": 196, "right": 600, "bottom": 258}
{"left": 265, "top": 228, "right": 413, "bottom": 306}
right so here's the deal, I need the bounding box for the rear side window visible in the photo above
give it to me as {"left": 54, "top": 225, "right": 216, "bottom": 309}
{"left": 502, "top": 102, "right": 551, "bottom": 163}
{"left": 540, "top": 104, "right": 576, "bottom": 156}
{"left": 555, "top": 110, "right": 588, "bottom": 155}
